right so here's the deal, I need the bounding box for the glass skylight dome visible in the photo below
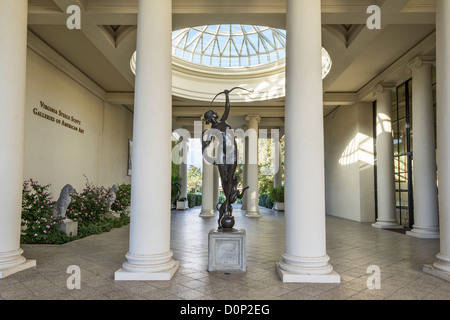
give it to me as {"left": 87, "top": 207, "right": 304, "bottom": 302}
{"left": 172, "top": 24, "right": 287, "bottom": 68}
{"left": 130, "top": 24, "right": 332, "bottom": 101}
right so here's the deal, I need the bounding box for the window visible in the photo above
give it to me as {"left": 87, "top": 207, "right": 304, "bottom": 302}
{"left": 392, "top": 80, "right": 414, "bottom": 228}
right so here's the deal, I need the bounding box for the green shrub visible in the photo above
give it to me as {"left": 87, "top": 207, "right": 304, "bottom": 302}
{"left": 187, "top": 193, "right": 202, "bottom": 208}
{"left": 269, "top": 185, "right": 284, "bottom": 204}
{"left": 259, "top": 193, "right": 273, "bottom": 209}
{"left": 171, "top": 175, "right": 181, "bottom": 206}
{"left": 76, "top": 213, "right": 130, "bottom": 238}
{"left": 21, "top": 178, "right": 130, "bottom": 245}
{"left": 21, "top": 179, "right": 69, "bottom": 244}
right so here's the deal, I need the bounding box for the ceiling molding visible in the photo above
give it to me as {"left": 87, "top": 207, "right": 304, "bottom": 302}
{"left": 54, "top": 0, "right": 87, "bottom": 11}
{"left": 97, "top": 25, "right": 116, "bottom": 48}
{"left": 323, "top": 92, "right": 358, "bottom": 105}
{"left": 322, "top": 24, "right": 365, "bottom": 48}
{"left": 171, "top": 58, "right": 286, "bottom": 103}
{"left": 105, "top": 92, "right": 134, "bottom": 105}
{"left": 173, "top": 105, "right": 285, "bottom": 118}
{"left": 115, "top": 25, "right": 137, "bottom": 47}
{"left": 27, "top": 0, "right": 434, "bottom": 26}
{"left": 358, "top": 30, "right": 436, "bottom": 101}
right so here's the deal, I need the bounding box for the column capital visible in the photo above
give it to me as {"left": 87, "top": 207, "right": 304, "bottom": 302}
{"left": 406, "top": 56, "right": 436, "bottom": 74}
{"left": 372, "top": 83, "right": 395, "bottom": 98}
{"left": 245, "top": 114, "right": 261, "bottom": 123}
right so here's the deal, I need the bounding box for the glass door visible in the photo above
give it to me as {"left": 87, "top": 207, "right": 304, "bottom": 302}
{"left": 392, "top": 80, "right": 414, "bottom": 228}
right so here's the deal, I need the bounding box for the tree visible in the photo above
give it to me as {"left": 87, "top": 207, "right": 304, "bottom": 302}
{"left": 187, "top": 165, "right": 202, "bottom": 193}
{"left": 258, "top": 138, "right": 275, "bottom": 194}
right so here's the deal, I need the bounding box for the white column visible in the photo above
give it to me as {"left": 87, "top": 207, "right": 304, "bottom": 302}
{"left": 274, "top": 137, "right": 283, "bottom": 188}
{"left": 241, "top": 126, "right": 248, "bottom": 210}
{"left": 424, "top": 0, "right": 450, "bottom": 280}
{"left": 115, "top": 0, "right": 178, "bottom": 280}
{"left": 406, "top": 57, "right": 440, "bottom": 239}
{"left": 372, "top": 84, "right": 402, "bottom": 229}
{"left": 200, "top": 121, "right": 215, "bottom": 217}
{"left": 178, "top": 134, "right": 188, "bottom": 201}
{"left": 0, "top": 0, "right": 36, "bottom": 279}
{"left": 276, "top": 0, "right": 339, "bottom": 283}
{"left": 245, "top": 115, "right": 261, "bottom": 217}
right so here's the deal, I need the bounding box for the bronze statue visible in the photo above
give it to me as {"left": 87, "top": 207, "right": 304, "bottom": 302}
{"left": 202, "top": 87, "right": 251, "bottom": 230}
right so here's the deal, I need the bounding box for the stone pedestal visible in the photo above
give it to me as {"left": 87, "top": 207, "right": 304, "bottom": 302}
{"left": 208, "top": 229, "right": 246, "bottom": 273}
{"left": 106, "top": 211, "right": 121, "bottom": 219}
{"left": 273, "top": 202, "right": 284, "bottom": 211}
{"left": 176, "top": 200, "right": 189, "bottom": 210}
{"left": 58, "top": 218, "right": 78, "bottom": 237}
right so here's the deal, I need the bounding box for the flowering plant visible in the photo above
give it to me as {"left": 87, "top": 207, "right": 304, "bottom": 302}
{"left": 66, "top": 177, "right": 110, "bottom": 223}
{"left": 21, "top": 179, "right": 67, "bottom": 244}
{"left": 110, "top": 183, "right": 131, "bottom": 212}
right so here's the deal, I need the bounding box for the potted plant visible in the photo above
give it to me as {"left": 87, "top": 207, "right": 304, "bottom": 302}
{"left": 176, "top": 197, "right": 189, "bottom": 210}
{"left": 269, "top": 185, "right": 284, "bottom": 211}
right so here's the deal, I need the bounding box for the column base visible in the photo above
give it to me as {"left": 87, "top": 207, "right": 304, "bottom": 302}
{"left": 115, "top": 261, "right": 179, "bottom": 281}
{"left": 276, "top": 262, "right": 340, "bottom": 283}
{"left": 245, "top": 210, "right": 261, "bottom": 218}
{"left": 200, "top": 209, "right": 216, "bottom": 217}
{"left": 406, "top": 227, "right": 440, "bottom": 239}
{"left": 372, "top": 220, "right": 403, "bottom": 229}
{"left": 115, "top": 251, "right": 179, "bottom": 281}
{"left": 0, "top": 249, "right": 36, "bottom": 279}
{"left": 423, "top": 258, "right": 450, "bottom": 282}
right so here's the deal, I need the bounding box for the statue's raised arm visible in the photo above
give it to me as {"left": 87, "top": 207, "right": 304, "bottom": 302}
{"left": 209, "top": 87, "right": 253, "bottom": 124}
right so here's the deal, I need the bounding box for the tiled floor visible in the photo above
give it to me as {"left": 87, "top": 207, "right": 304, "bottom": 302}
{"left": 1, "top": 205, "right": 449, "bottom": 300}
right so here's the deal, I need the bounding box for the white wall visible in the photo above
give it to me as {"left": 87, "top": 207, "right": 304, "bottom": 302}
{"left": 100, "top": 102, "right": 133, "bottom": 188}
{"left": 324, "top": 102, "right": 375, "bottom": 222}
{"left": 24, "top": 49, "right": 132, "bottom": 197}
